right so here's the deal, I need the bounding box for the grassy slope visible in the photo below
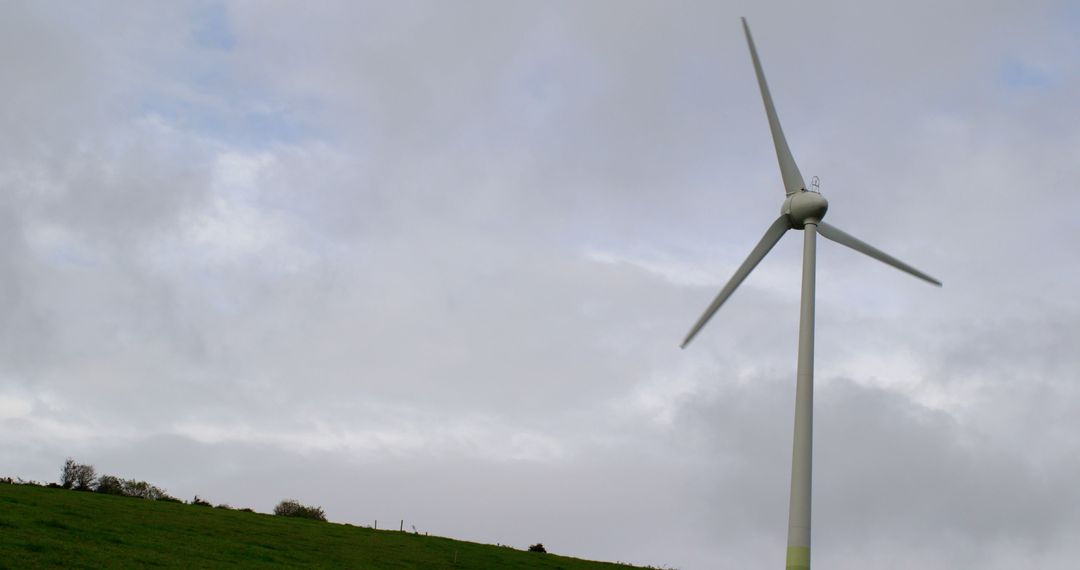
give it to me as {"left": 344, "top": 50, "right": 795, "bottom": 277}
{"left": 0, "top": 484, "right": 641, "bottom": 569}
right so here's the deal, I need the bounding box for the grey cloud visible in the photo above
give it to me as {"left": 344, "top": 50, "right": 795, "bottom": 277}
{"left": 1, "top": 2, "right": 1078, "bottom": 569}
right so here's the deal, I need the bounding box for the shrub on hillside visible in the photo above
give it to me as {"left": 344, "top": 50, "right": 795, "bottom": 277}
{"left": 191, "top": 496, "right": 212, "bottom": 506}
{"left": 121, "top": 479, "right": 169, "bottom": 501}
{"left": 95, "top": 475, "right": 125, "bottom": 495}
{"left": 92, "top": 475, "right": 172, "bottom": 500}
{"left": 273, "top": 499, "right": 326, "bottom": 521}
{"left": 1, "top": 477, "right": 46, "bottom": 486}
{"left": 528, "top": 543, "right": 547, "bottom": 553}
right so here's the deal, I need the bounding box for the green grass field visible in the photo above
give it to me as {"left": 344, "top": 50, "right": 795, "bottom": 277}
{"left": 0, "top": 483, "right": 644, "bottom": 569}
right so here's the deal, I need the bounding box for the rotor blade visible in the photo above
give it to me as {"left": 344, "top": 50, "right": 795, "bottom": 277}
{"left": 817, "top": 222, "right": 942, "bottom": 286}
{"left": 681, "top": 216, "right": 790, "bottom": 348}
{"left": 742, "top": 17, "right": 806, "bottom": 196}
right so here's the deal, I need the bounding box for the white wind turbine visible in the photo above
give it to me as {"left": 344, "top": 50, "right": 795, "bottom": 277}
{"left": 680, "top": 19, "right": 941, "bottom": 570}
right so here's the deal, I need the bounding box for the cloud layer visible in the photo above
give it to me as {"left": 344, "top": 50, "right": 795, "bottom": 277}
{"left": 1, "top": 2, "right": 1078, "bottom": 568}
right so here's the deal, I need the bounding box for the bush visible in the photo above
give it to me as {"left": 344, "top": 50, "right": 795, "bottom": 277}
{"left": 121, "top": 479, "right": 169, "bottom": 501}
{"left": 96, "top": 475, "right": 125, "bottom": 495}
{"left": 528, "top": 543, "right": 547, "bottom": 553}
{"left": 55, "top": 460, "right": 175, "bottom": 501}
{"left": 191, "top": 495, "right": 212, "bottom": 507}
{"left": 273, "top": 499, "right": 326, "bottom": 521}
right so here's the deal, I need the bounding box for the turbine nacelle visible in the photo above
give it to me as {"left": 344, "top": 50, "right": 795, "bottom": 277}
{"left": 782, "top": 190, "right": 828, "bottom": 228}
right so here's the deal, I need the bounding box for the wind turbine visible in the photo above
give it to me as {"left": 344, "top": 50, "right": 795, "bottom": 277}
{"left": 680, "top": 19, "right": 941, "bottom": 570}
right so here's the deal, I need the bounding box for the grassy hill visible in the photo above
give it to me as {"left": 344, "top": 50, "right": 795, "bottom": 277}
{"left": 0, "top": 483, "right": 646, "bottom": 569}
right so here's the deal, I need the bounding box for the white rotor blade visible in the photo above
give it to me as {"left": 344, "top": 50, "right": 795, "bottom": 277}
{"left": 817, "top": 222, "right": 942, "bottom": 286}
{"left": 742, "top": 17, "right": 806, "bottom": 196}
{"left": 681, "top": 216, "right": 790, "bottom": 348}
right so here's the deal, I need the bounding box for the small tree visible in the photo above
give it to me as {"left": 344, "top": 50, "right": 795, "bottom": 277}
{"left": 60, "top": 459, "right": 96, "bottom": 491}
{"left": 76, "top": 465, "right": 96, "bottom": 490}
{"left": 273, "top": 499, "right": 326, "bottom": 521}
{"left": 60, "top": 458, "right": 77, "bottom": 489}
{"left": 528, "top": 543, "right": 547, "bottom": 553}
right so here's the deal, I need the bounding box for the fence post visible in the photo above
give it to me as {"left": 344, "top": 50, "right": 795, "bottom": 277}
{"left": 374, "top": 520, "right": 377, "bottom": 530}
{"left": 400, "top": 519, "right": 404, "bottom": 532}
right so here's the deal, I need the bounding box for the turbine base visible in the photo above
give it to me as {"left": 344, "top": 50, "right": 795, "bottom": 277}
{"left": 786, "top": 546, "right": 811, "bottom": 569}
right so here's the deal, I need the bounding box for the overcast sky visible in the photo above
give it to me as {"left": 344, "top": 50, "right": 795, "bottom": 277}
{"left": 2, "top": 1, "right": 1079, "bottom": 568}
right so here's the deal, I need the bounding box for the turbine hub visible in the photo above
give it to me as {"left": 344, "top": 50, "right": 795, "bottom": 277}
{"left": 782, "top": 190, "right": 829, "bottom": 228}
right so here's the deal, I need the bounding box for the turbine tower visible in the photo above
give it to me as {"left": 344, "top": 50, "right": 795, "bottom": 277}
{"left": 681, "top": 19, "right": 941, "bottom": 570}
